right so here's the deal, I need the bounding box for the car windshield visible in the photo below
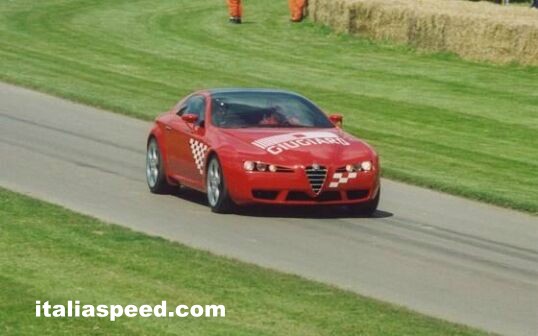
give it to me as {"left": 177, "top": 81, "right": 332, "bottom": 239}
{"left": 210, "top": 92, "right": 334, "bottom": 129}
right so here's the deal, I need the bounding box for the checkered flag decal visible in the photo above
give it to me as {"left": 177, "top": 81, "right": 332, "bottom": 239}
{"left": 189, "top": 139, "right": 209, "bottom": 175}
{"left": 329, "top": 172, "right": 358, "bottom": 188}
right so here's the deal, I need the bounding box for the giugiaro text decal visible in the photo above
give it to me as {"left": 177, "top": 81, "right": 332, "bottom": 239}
{"left": 252, "top": 132, "right": 350, "bottom": 155}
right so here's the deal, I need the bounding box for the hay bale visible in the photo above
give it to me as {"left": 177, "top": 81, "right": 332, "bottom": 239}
{"left": 308, "top": 0, "right": 538, "bottom": 66}
{"left": 309, "top": 0, "right": 356, "bottom": 33}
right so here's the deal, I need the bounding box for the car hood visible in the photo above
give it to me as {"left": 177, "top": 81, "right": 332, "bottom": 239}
{"left": 219, "top": 128, "right": 375, "bottom": 166}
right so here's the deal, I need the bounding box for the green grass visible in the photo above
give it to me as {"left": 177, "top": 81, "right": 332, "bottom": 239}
{"left": 0, "top": 0, "right": 536, "bottom": 213}
{"left": 0, "top": 188, "right": 491, "bottom": 335}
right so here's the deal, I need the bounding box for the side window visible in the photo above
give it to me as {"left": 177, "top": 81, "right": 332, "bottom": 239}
{"left": 185, "top": 95, "right": 206, "bottom": 122}
{"left": 177, "top": 104, "right": 187, "bottom": 116}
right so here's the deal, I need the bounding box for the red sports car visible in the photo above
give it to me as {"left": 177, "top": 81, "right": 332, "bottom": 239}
{"left": 146, "top": 89, "right": 380, "bottom": 215}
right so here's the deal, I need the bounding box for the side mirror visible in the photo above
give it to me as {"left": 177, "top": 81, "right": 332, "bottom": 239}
{"left": 181, "top": 114, "right": 199, "bottom": 124}
{"left": 329, "top": 114, "right": 343, "bottom": 128}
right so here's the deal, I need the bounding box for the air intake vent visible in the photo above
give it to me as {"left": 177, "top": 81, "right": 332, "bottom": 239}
{"left": 305, "top": 165, "right": 327, "bottom": 194}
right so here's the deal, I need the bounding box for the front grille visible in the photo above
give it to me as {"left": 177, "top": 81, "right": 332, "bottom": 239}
{"left": 286, "top": 191, "right": 311, "bottom": 201}
{"left": 286, "top": 191, "right": 341, "bottom": 202}
{"left": 347, "top": 190, "right": 369, "bottom": 200}
{"left": 252, "top": 190, "right": 279, "bottom": 200}
{"left": 305, "top": 165, "right": 327, "bottom": 194}
{"left": 318, "top": 191, "right": 341, "bottom": 202}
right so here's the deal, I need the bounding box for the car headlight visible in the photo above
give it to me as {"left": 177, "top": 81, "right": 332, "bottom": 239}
{"left": 244, "top": 161, "right": 280, "bottom": 172}
{"left": 360, "top": 161, "right": 372, "bottom": 172}
{"left": 345, "top": 161, "right": 373, "bottom": 172}
{"left": 256, "top": 162, "right": 268, "bottom": 172}
{"left": 243, "top": 161, "right": 255, "bottom": 171}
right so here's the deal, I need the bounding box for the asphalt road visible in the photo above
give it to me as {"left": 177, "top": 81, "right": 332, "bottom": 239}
{"left": 1, "top": 83, "right": 537, "bottom": 336}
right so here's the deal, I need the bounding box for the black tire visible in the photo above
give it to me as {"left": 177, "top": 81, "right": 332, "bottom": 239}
{"left": 206, "top": 156, "right": 234, "bottom": 213}
{"left": 348, "top": 187, "right": 380, "bottom": 217}
{"left": 146, "top": 137, "right": 173, "bottom": 194}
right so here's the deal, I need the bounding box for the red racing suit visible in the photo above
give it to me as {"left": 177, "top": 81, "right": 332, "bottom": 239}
{"left": 289, "top": 0, "right": 307, "bottom": 21}
{"left": 228, "top": 0, "right": 242, "bottom": 18}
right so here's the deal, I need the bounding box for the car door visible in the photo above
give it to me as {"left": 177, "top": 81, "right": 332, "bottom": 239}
{"left": 166, "top": 95, "right": 207, "bottom": 189}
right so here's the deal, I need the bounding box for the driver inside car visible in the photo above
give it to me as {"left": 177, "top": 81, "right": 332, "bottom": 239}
{"left": 212, "top": 99, "right": 229, "bottom": 126}
{"left": 259, "top": 106, "right": 287, "bottom": 126}
{"left": 259, "top": 112, "right": 279, "bottom": 126}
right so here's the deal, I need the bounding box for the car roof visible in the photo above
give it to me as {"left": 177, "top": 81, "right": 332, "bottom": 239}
{"left": 206, "top": 88, "right": 302, "bottom": 96}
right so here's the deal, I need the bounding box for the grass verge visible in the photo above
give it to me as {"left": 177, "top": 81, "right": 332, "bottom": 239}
{"left": 0, "top": 188, "right": 490, "bottom": 335}
{"left": 0, "top": 0, "right": 536, "bottom": 213}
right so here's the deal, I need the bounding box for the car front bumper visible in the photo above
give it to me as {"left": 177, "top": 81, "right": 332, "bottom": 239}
{"left": 225, "top": 165, "right": 380, "bottom": 206}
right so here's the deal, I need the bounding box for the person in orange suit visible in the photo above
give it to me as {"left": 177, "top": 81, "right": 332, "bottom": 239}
{"left": 227, "top": 0, "right": 242, "bottom": 24}
{"left": 289, "top": 0, "right": 307, "bottom": 22}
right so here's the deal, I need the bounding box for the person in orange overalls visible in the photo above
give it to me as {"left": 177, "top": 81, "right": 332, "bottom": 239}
{"left": 288, "top": 0, "right": 307, "bottom": 22}
{"left": 227, "top": 0, "right": 242, "bottom": 24}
